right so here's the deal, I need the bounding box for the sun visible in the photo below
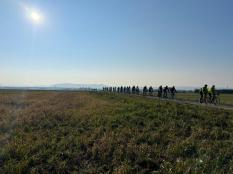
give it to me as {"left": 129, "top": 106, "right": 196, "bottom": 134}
{"left": 31, "top": 11, "right": 41, "bottom": 21}
{"left": 30, "top": 10, "right": 42, "bottom": 23}
{"left": 21, "top": 3, "right": 45, "bottom": 26}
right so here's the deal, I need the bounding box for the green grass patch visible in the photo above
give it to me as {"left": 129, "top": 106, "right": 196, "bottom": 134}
{"left": 0, "top": 91, "right": 233, "bottom": 173}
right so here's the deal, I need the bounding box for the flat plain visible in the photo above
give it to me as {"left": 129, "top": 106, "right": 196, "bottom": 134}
{"left": 0, "top": 91, "right": 232, "bottom": 173}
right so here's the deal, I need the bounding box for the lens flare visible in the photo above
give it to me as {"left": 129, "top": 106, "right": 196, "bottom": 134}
{"left": 23, "top": 5, "right": 43, "bottom": 24}
{"left": 30, "top": 11, "right": 41, "bottom": 22}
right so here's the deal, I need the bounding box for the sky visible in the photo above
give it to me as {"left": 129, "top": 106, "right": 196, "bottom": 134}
{"left": 0, "top": 0, "right": 233, "bottom": 87}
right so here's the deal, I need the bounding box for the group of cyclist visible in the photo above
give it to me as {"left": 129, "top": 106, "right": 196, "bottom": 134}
{"left": 103, "top": 86, "right": 139, "bottom": 94}
{"left": 103, "top": 84, "right": 220, "bottom": 105}
{"left": 103, "top": 85, "right": 177, "bottom": 99}
{"left": 157, "top": 85, "right": 177, "bottom": 99}
{"left": 199, "top": 84, "right": 219, "bottom": 104}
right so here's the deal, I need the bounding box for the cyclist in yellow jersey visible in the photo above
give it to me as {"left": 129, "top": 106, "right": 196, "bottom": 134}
{"left": 211, "top": 85, "right": 216, "bottom": 103}
{"left": 208, "top": 87, "right": 212, "bottom": 103}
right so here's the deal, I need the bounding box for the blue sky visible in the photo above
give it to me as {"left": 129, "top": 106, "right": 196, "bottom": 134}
{"left": 0, "top": 0, "right": 233, "bottom": 87}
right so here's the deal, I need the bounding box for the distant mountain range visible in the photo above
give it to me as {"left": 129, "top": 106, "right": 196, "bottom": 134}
{"left": 52, "top": 83, "right": 105, "bottom": 89}
{"left": 0, "top": 83, "right": 105, "bottom": 90}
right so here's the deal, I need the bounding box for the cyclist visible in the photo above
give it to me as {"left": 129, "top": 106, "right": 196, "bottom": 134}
{"left": 132, "top": 86, "right": 136, "bottom": 94}
{"left": 120, "top": 86, "right": 123, "bottom": 93}
{"left": 136, "top": 86, "right": 140, "bottom": 95}
{"left": 208, "top": 87, "right": 212, "bottom": 103}
{"left": 199, "top": 88, "right": 204, "bottom": 103}
{"left": 163, "top": 86, "right": 169, "bottom": 98}
{"left": 158, "top": 86, "right": 163, "bottom": 98}
{"left": 203, "top": 84, "right": 208, "bottom": 103}
{"left": 143, "top": 86, "right": 148, "bottom": 95}
{"left": 149, "top": 86, "right": 153, "bottom": 96}
{"left": 128, "top": 86, "right": 131, "bottom": 94}
{"left": 123, "top": 87, "right": 126, "bottom": 93}
{"left": 117, "top": 87, "right": 120, "bottom": 93}
{"left": 211, "top": 85, "right": 217, "bottom": 103}
{"left": 170, "top": 86, "right": 177, "bottom": 99}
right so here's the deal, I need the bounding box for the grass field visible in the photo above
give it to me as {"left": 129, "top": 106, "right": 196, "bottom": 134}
{"left": 0, "top": 91, "right": 233, "bottom": 173}
{"left": 176, "top": 92, "right": 233, "bottom": 106}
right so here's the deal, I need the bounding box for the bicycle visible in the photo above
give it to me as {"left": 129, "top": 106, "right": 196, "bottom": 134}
{"left": 212, "top": 94, "right": 220, "bottom": 105}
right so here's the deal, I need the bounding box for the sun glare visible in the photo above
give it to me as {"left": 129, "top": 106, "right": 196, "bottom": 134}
{"left": 23, "top": 5, "right": 44, "bottom": 25}
{"left": 29, "top": 10, "right": 43, "bottom": 24}
{"left": 30, "top": 11, "right": 41, "bottom": 22}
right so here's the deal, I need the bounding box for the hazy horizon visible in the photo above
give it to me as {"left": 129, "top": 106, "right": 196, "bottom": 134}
{"left": 1, "top": 83, "right": 233, "bottom": 91}
{"left": 1, "top": 0, "right": 233, "bottom": 87}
